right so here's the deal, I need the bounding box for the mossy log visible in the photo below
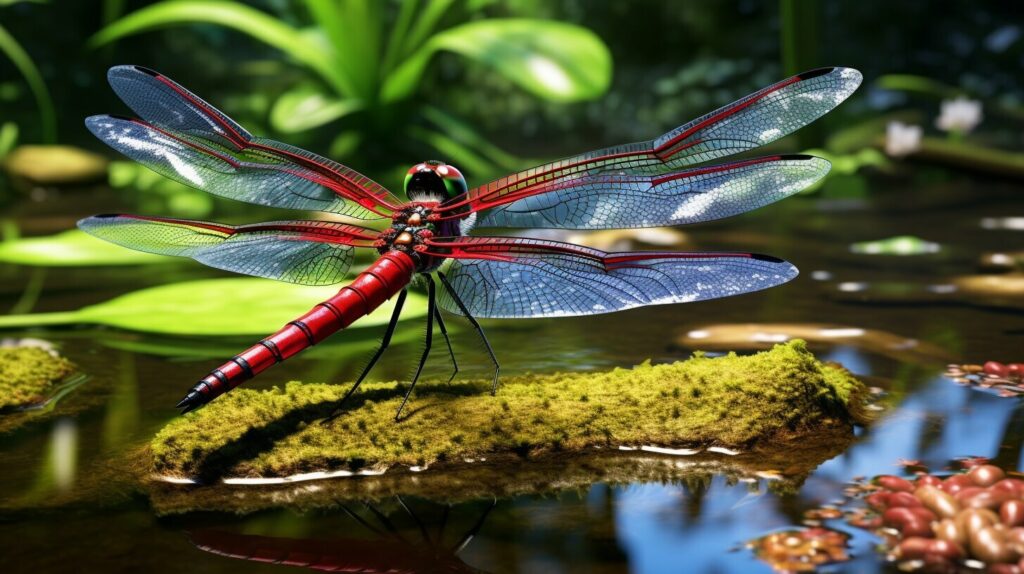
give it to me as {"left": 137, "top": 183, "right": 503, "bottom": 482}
{"left": 0, "top": 347, "right": 77, "bottom": 410}
{"left": 152, "top": 341, "right": 871, "bottom": 487}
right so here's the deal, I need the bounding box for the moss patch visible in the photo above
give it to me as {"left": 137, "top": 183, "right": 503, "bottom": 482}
{"left": 152, "top": 340, "right": 870, "bottom": 482}
{"left": 0, "top": 347, "right": 77, "bottom": 410}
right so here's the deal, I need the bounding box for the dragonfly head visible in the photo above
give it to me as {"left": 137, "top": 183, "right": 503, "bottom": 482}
{"left": 404, "top": 160, "right": 467, "bottom": 203}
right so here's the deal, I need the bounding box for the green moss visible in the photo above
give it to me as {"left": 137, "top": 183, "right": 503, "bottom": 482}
{"left": 0, "top": 347, "right": 77, "bottom": 410}
{"left": 152, "top": 340, "right": 870, "bottom": 480}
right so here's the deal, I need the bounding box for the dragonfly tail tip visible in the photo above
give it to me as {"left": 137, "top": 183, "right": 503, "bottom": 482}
{"left": 176, "top": 391, "right": 205, "bottom": 414}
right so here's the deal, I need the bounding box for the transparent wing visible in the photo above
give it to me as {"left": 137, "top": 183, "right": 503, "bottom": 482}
{"left": 429, "top": 237, "right": 798, "bottom": 318}
{"left": 93, "top": 65, "right": 401, "bottom": 218}
{"left": 437, "top": 67, "right": 860, "bottom": 226}
{"left": 473, "top": 155, "right": 828, "bottom": 229}
{"left": 78, "top": 214, "right": 376, "bottom": 285}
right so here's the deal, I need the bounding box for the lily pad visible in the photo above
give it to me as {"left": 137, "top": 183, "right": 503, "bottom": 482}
{"left": 850, "top": 235, "right": 941, "bottom": 255}
{"left": 679, "top": 323, "right": 952, "bottom": 363}
{"left": 0, "top": 229, "right": 170, "bottom": 266}
{"left": 0, "top": 277, "right": 427, "bottom": 336}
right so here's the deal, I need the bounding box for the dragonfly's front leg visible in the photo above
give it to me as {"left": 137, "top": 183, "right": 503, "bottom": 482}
{"left": 437, "top": 271, "right": 500, "bottom": 395}
{"left": 395, "top": 276, "right": 436, "bottom": 421}
{"left": 324, "top": 289, "right": 408, "bottom": 423}
{"left": 433, "top": 297, "right": 459, "bottom": 384}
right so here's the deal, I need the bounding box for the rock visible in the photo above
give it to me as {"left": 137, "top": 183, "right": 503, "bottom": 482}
{"left": 0, "top": 345, "right": 77, "bottom": 410}
{"left": 3, "top": 145, "right": 108, "bottom": 186}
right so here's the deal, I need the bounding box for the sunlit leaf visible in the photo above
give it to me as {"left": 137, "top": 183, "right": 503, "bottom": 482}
{"left": 99, "top": 324, "right": 424, "bottom": 360}
{"left": 305, "top": 0, "right": 381, "bottom": 100}
{"left": 89, "top": 0, "right": 354, "bottom": 97}
{"left": 270, "top": 85, "right": 362, "bottom": 133}
{"left": 0, "top": 122, "right": 17, "bottom": 158}
{"left": 384, "top": 19, "right": 612, "bottom": 103}
{"left": 0, "top": 278, "right": 427, "bottom": 336}
{"left": 0, "top": 229, "right": 169, "bottom": 266}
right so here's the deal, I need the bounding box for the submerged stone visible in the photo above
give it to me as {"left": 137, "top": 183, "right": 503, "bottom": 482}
{"left": 151, "top": 341, "right": 871, "bottom": 487}
{"left": 0, "top": 346, "right": 77, "bottom": 411}
{"left": 2, "top": 145, "right": 108, "bottom": 186}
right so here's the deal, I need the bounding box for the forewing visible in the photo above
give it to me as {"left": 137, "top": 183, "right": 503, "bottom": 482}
{"left": 432, "top": 237, "right": 798, "bottom": 318}
{"left": 441, "top": 67, "right": 860, "bottom": 224}
{"left": 475, "top": 155, "right": 828, "bottom": 229}
{"left": 78, "top": 215, "right": 375, "bottom": 285}
{"left": 96, "top": 65, "right": 401, "bottom": 218}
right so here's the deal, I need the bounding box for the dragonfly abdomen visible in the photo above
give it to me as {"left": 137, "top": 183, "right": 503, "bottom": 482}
{"left": 176, "top": 250, "right": 416, "bottom": 413}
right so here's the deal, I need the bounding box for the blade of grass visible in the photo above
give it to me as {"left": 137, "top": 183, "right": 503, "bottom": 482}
{"left": 401, "top": 0, "right": 455, "bottom": 59}
{"left": 381, "top": 0, "right": 418, "bottom": 75}
{"left": 421, "top": 105, "right": 525, "bottom": 171}
{"left": 0, "top": 22, "right": 56, "bottom": 143}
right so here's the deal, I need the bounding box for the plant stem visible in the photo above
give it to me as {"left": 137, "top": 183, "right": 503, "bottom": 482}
{"left": 0, "top": 22, "right": 56, "bottom": 143}
{"left": 0, "top": 311, "right": 81, "bottom": 329}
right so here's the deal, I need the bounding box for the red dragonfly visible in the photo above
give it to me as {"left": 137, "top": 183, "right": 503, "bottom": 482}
{"left": 80, "top": 65, "right": 861, "bottom": 420}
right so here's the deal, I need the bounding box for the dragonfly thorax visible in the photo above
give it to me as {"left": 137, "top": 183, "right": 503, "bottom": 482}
{"left": 378, "top": 204, "right": 453, "bottom": 272}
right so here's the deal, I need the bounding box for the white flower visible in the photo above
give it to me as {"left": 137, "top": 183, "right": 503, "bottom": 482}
{"left": 885, "top": 121, "right": 922, "bottom": 158}
{"left": 935, "top": 96, "right": 982, "bottom": 133}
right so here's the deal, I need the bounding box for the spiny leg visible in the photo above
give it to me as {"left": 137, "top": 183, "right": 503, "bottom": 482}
{"left": 395, "top": 276, "right": 435, "bottom": 421}
{"left": 438, "top": 271, "right": 500, "bottom": 395}
{"left": 450, "top": 498, "right": 497, "bottom": 555}
{"left": 323, "top": 289, "right": 408, "bottom": 423}
{"left": 433, "top": 291, "right": 459, "bottom": 384}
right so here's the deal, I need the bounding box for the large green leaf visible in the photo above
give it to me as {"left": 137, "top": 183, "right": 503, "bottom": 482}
{"left": 384, "top": 18, "right": 612, "bottom": 103}
{"left": 0, "top": 277, "right": 426, "bottom": 336}
{"left": 269, "top": 85, "right": 363, "bottom": 133}
{"left": 0, "top": 229, "right": 168, "bottom": 266}
{"left": 305, "top": 0, "right": 381, "bottom": 100}
{"left": 89, "top": 0, "right": 355, "bottom": 98}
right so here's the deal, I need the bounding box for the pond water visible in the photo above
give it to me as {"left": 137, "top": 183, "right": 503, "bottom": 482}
{"left": 1, "top": 174, "right": 1023, "bottom": 573}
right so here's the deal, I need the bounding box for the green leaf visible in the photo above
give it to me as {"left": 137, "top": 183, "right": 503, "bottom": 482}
{"left": 0, "top": 22, "right": 56, "bottom": 142}
{"left": 269, "top": 85, "right": 363, "bottom": 133}
{"left": 304, "top": 0, "right": 381, "bottom": 100}
{"left": 0, "top": 277, "right": 426, "bottom": 336}
{"left": 0, "top": 122, "right": 17, "bottom": 158}
{"left": 875, "top": 74, "right": 964, "bottom": 99}
{"left": 421, "top": 106, "right": 527, "bottom": 172}
{"left": 0, "top": 229, "right": 169, "bottom": 266}
{"left": 89, "top": 0, "right": 355, "bottom": 98}
{"left": 98, "top": 323, "right": 423, "bottom": 360}
{"left": 384, "top": 18, "right": 612, "bottom": 103}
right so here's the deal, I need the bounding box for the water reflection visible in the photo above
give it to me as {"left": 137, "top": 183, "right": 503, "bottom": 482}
{"left": 189, "top": 497, "right": 495, "bottom": 573}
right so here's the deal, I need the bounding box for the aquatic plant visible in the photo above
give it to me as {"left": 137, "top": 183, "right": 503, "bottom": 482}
{"left": 149, "top": 340, "right": 871, "bottom": 479}
{"left": 0, "top": 229, "right": 168, "bottom": 266}
{"left": 935, "top": 96, "right": 983, "bottom": 135}
{"left": 885, "top": 121, "right": 923, "bottom": 158}
{"left": 0, "top": 277, "right": 428, "bottom": 336}
{"left": 89, "top": 0, "right": 612, "bottom": 179}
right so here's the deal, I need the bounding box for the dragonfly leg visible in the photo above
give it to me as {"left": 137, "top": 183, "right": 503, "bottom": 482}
{"left": 323, "top": 289, "right": 408, "bottom": 423}
{"left": 396, "top": 276, "right": 435, "bottom": 421}
{"left": 438, "top": 271, "right": 501, "bottom": 395}
{"left": 433, "top": 293, "right": 459, "bottom": 384}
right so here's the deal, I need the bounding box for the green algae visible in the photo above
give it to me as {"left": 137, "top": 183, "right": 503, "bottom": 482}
{"left": 0, "top": 347, "right": 77, "bottom": 410}
{"left": 152, "top": 340, "right": 871, "bottom": 482}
